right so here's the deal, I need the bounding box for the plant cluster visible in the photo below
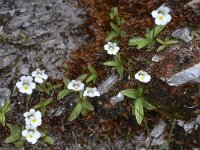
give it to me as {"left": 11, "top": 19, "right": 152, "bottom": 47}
{"left": 3, "top": 4, "right": 182, "bottom": 149}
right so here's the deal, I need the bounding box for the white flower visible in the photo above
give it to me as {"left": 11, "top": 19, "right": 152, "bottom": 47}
{"left": 22, "top": 125, "right": 41, "bottom": 144}
{"left": 31, "top": 68, "right": 48, "bottom": 84}
{"left": 104, "top": 42, "right": 120, "bottom": 55}
{"left": 16, "top": 76, "right": 36, "bottom": 95}
{"left": 135, "top": 70, "right": 151, "bottom": 83}
{"left": 67, "top": 80, "right": 84, "bottom": 91}
{"left": 151, "top": 5, "right": 172, "bottom": 25}
{"left": 83, "top": 87, "right": 100, "bottom": 97}
{"left": 23, "top": 109, "right": 42, "bottom": 127}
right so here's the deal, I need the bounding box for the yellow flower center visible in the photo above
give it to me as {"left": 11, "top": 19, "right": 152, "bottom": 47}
{"left": 32, "top": 119, "right": 37, "bottom": 123}
{"left": 29, "top": 134, "right": 33, "bottom": 139}
{"left": 158, "top": 15, "right": 164, "bottom": 20}
{"left": 24, "top": 85, "right": 29, "bottom": 90}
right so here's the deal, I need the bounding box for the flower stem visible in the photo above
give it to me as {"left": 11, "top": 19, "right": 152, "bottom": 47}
{"left": 26, "top": 95, "right": 31, "bottom": 111}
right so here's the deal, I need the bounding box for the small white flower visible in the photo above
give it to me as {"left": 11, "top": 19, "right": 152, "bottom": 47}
{"left": 135, "top": 70, "right": 151, "bottom": 83}
{"left": 23, "top": 109, "right": 42, "bottom": 127}
{"left": 67, "top": 80, "right": 84, "bottom": 91}
{"left": 104, "top": 42, "right": 120, "bottom": 55}
{"left": 31, "top": 68, "right": 48, "bottom": 84}
{"left": 151, "top": 5, "right": 172, "bottom": 25}
{"left": 22, "top": 125, "right": 41, "bottom": 144}
{"left": 83, "top": 87, "right": 100, "bottom": 97}
{"left": 16, "top": 76, "right": 36, "bottom": 95}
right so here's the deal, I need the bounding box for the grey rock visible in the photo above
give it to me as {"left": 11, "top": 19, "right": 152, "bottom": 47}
{"left": 97, "top": 74, "right": 119, "bottom": 95}
{"left": 152, "top": 55, "right": 164, "bottom": 62}
{"left": 161, "top": 62, "right": 200, "bottom": 86}
{"left": 172, "top": 27, "right": 193, "bottom": 43}
{"left": 0, "top": 88, "right": 11, "bottom": 107}
{"left": 150, "top": 120, "right": 167, "bottom": 138}
{"left": 110, "top": 92, "right": 124, "bottom": 105}
{"left": 185, "top": 0, "right": 200, "bottom": 9}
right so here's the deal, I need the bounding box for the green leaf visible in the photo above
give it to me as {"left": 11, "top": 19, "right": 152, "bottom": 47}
{"left": 103, "top": 60, "right": 120, "bottom": 67}
{"left": 81, "top": 107, "right": 88, "bottom": 116}
{"left": 5, "top": 134, "right": 19, "bottom": 143}
{"left": 157, "top": 45, "right": 166, "bottom": 52}
{"left": 0, "top": 114, "right": 5, "bottom": 126}
{"left": 154, "top": 25, "right": 165, "bottom": 37}
{"left": 166, "top": 40, "right": 178, "bottom": 45}
{"left": 43, "top": 98, "right": 53, "bottom": 106}
{"left": 117, "top": 65, "right": 123, "bottom": 77}
{"left": 87, "top": 64, "right": 97, "bottom": 74}
{"left": 143, "top": 100, "right": 156, "bottom": 110}
{"left": 137, "top": 87, "right": 144, "bottom": 97}
{"left": 57, "top": 89, "right": 70, "bottom": 100}
{"left": 156, "top": 38, "right": 165, "bottom": 45}
{"left": 120, "top": 89, "right": 138, "bottom": 99}
{"left": 44, "top": 136, "right": 55, "bottom": 145}
{"left": 105, "top": 31, "right": 118, "bottom": 42}
{"left": 76, "top": 74, "right": 88, "bottom": 82}
{"left": 86, "top": 74, "right": 96, "bottom": 83}
{"left": 128, "top": 37, "right": 149, "bottom": 49}
{"left": 82, "top": 100, "right": 94, "bottom": 111}
{"left": 135, "top": 97, "right": 144, "bottom": 124}
{"left": 14, "top": 141, "right": 24, "bottom": 150}
{"left": 63, "top": 77, "right": 70, "bottom": 87}
{"left": 68, "top": 103, "right": 82, "bottom": 122}
{"left": 1, "top": 100, "right": 11, "bottom": 112}
{"left": 110, "top": 22, "right": 121, "bottom": 34}
{"left": 6, "top": 123, "right": 21, "bottom": 134}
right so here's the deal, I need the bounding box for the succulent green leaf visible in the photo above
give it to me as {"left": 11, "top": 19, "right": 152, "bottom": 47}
{"left": 103, "top": 60, "right": 120, "bottom": 67}
{"left": 57, "top": 89, "right": 70, "bottom": 100}
{"left": 68, "top": 103, "right": 82, "bottom": 122}
{"left": 120, "top": 89, "right": 138, "bottom": 99}
{"left": 135, "top": 97, "right": 144, "bottom": 124}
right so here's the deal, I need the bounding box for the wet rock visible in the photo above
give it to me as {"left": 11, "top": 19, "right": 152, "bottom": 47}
{"left": 171, "top": 27, "right": 193, "bottom": 43}
{"left": 110, "top": 92, "right": 124, "bottom": 105}
{"left": 97, "top": 74, "right": 119, "bottom": 95}
{"left": 0, "top": 88, "right": 11, "bottom": 107}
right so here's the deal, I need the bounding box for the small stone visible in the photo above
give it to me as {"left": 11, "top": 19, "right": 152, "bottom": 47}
{"left": 150, "top": 120, "right": 167, "bottom": 138}
{"left": 97, "top": 74, "right": 118, "bottom": 95}
{"left": 110, "top": 92, "right": 124, "bottom": 105}
{"left": 0, "top": 88, "right": 11, "bottom": 107}
{"left": 171, "top": 27, "right": 193, "bottom": 43}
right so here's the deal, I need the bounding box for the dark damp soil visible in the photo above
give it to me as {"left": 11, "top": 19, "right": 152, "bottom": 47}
{"left": 0, "top": 0, "right": 200, "bottom": 149}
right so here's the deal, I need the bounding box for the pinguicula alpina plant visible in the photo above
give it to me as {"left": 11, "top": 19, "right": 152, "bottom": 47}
{"left": 103, "top": 42, "right": 124, "bottom": 77}
{"left": 135, "top": 70, "right": 151, "bottom": 83}
{"left": 83, "top": 87, "right": 100, "bottom": 98}
{"left": 67, "top": 80, "right": 85, "bottom": 91}
{"left": 31, "top": 68, "right": 48, "bottom": 84}
{"left": 22, "top": 109, "right": 42, "bottom": 144}
{"left": 16, "top": 76, "right": 36, "bottom": 95}
{"left": 57, "top": 74, "right": 100, "bottom": 121}
{"left": 151, "top": 5, "right": 172, "bottom": 26}
{"left": 23, "top": 109, "right": 42, "bottom": 127}
{"left": 105, "top": 7, "right": 125, "bottom": 42}
{"left": 22, "top": 124, "right": 41, "bottom": 144}
{"left": 128, "top": 5, "right": 173, "bottom": 50}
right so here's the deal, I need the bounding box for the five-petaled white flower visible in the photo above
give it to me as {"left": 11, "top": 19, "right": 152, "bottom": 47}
{"left": 67, "top": 80, "right": 84, "bottom": 91}
{"left": 31, "top": 68, "right": 48, "bottom": 84}
{"left": 23, "top": 109, "right": 42, "bottom": 127}
{"left": 151, "top": 5, "right": 172, "bottom": 26}
{"left": 104, "top": 42, "right": 120, "bottom": 55}
{"left": 135, "top": 70, "right": 151, "bottom": 83}
{"left": 22, "top": 125, "right": 41, "bottom": 144}
{"left": 16, "top": 76, "right": 36, "bottom": 95}
{"left": 83, "top": 87, "right": 100, "bottom": 97}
